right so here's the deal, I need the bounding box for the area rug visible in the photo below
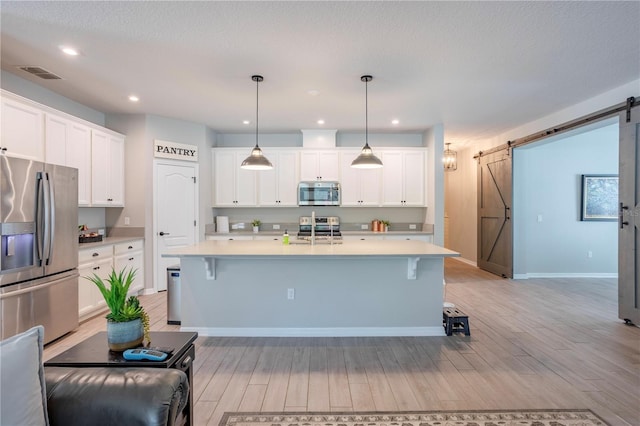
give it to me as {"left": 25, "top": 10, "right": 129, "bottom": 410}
{"left": 219, "top": 410, "right": 609, "bottom": 426}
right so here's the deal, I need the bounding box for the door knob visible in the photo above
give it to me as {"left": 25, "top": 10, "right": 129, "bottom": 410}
{"left": 159, "top": 231, "right": 170, "bottom": 236}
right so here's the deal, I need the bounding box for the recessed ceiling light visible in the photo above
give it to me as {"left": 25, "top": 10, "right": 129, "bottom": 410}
{"left": 128, "top": 95, "right": 139, "bottom": 102}
{"left": 317, "top": 119, "right": 325, "bottom": 125}
{"left": 391, "top": 119, "right": 400, "bottom": 125}
{"left": 243, "top": 120, "right": 250, "bottom": 125}
{"left": 308, "top": 90, "right": 319, "bottom": 96}
{"left": 60, "top": 46, "right": 79, "bottom": 56}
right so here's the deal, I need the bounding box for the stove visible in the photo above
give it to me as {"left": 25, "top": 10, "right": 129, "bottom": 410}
{"left": 297, "top": 216, "right": 341, "bottom": 237}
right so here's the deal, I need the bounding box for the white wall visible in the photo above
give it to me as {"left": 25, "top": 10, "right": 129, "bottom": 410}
{"left": 513, "top": 122, "right": 619, "bottom": 277}
{"left": 446, "top": 78, "right": 640, "bottom": 264}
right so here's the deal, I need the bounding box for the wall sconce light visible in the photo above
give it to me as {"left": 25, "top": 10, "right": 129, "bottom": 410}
{"left": 443, "top": 143, "right": 457, "bottom": 171}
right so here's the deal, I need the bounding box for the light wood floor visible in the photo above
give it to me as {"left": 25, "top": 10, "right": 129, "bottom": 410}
{"left": 44, "top": 259, "right": 640, "bottom": 426}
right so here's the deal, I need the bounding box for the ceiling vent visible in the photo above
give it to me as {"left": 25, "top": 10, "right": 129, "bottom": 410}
{"left": 18, "top": 66, "right": 62, "bottom": 80}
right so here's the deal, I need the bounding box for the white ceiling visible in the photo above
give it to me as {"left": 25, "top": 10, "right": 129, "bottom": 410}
{"left": 1, "top": 1, "right": 638, "bottom": 146}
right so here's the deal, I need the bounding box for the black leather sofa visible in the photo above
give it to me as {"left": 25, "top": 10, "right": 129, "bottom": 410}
{"left": 44, "top": 367, "right": 189, "bottom": 426}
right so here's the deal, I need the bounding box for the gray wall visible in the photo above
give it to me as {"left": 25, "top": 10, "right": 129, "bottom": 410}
{"left": 513, "top": 122, "right": 619, "bottom": 277}
{"left": 1, "top": 70, "right": 106, "bottom": 125}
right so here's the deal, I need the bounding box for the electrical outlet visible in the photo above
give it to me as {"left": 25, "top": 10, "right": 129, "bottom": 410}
{"left": 273, "top": 224, "right": 280, "bottom": 230}
{"left": 361, "top": 224, "right": 368, "bottom": 230}
{"left": 588, "top": 251, "right": 593, "bottom": 258}
{"left": 409, "top": 224, "right": 417, "bottom": 230}
{"left": 287, "top": 288, "right": 295, "bottom": 300}
{"left": 537, "top": 214, "right": 543, "bottom": 223}
{"left": 124, "top": 216, "right": 130, "bottom": 225}
{"left": 98, "top": 228, "right": 105, "bottom": 236}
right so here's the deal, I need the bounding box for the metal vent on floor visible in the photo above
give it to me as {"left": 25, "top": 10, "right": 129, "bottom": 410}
{"left": 18, "top": 66, "right": 62, "bottom": 80}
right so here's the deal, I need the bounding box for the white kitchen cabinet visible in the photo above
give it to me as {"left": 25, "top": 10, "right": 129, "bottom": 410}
{"left": 91, "top": 130, "right": 125, "bottom": 206}
{"left": 339, "top": 150, "right": 382, "bottom": 206}
{"left": 299, "top": 150, "right": 340, "bottom": 181}
{"left": 212, "top": 149, "right": 257, "bottom": 206}
{"left": 78, "top": 245, "right": 112, "bottom": 320}
{"left": 78, "top": 239, "right": 145, "bottom": 320}
{"left": 381, "top": 150, "right": 425, "bottom": 206}
{"left": 0, "top": 95, "right": 44, "bottom": 161}
{"left": 113, "top": 240, "right": 145, "bottom": 295}
{"left": 45, "top": 113, "right": 92, "bottom": 206}
{"left": 258, "top": 150, "right": 299, "bottom": 206}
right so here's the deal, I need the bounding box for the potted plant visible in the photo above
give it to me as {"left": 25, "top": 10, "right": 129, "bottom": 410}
{"left": 381, "top": 220, "right": 390, "bottom": 232}
{"left": 251, "top": 219, "right": 261, "bottom": 233}
{"left": 85, "top": 267, "right": 150, "bottom": 351}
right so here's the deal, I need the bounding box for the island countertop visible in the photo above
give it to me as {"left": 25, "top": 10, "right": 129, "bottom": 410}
{"left": 164, "top": 239, "right": 459, "bottom": 258}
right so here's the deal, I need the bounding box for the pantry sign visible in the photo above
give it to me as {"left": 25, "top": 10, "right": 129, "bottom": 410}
{"left": 154, "top": 139, "right": 198, "bottom": 162}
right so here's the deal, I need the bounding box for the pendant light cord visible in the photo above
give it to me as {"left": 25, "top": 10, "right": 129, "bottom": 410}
{"left": 365, "top": 77, "right": 368, "bottom": 147}
{"left": 255, "top": 77, "right": 259, "bottom": 148}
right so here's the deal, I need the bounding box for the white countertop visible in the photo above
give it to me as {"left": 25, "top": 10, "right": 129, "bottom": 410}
{"left": 164, "top": 239, "right": 458, "bottom": 258}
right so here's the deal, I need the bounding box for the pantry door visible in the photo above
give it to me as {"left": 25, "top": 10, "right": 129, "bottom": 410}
{"left": 619, "top": 105, "right": 640, "bottom": 325}
{"left": 154, "top": 161, "right": 198, "bottom": 291}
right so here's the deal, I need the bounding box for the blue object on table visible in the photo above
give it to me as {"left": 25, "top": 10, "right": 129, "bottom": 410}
{"left": 123, "top": 348, "right": 168, "bottom": 361}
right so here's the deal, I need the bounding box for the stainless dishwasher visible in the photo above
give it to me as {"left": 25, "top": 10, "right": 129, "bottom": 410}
{"left": 166, "top": 265, "right": 181, "bottom": 325}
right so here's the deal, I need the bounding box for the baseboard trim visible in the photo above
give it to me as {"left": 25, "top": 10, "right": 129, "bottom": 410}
{"left": 452, "top": 257, "right": 477, "bottom": 267}
{"left": 179, "top": 326, "right": 446, "bottom": 337}
{"left": 513, "top": 272, "right": 618, "bottom": 279}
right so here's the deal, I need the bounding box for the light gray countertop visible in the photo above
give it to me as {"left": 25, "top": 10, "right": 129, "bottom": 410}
{"left": 77, "top": 236, "right": 144, "bottom": 250}
{"left": 164, "top": 239, "right": 457, "bottom": 258}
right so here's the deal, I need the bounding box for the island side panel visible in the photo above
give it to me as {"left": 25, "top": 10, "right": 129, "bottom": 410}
{"left": 179, "top": 256, "right": 444, "bottom": 336}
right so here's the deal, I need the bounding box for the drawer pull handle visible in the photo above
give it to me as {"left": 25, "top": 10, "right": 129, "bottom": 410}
{"left": 93, "top": 266, "right": 100, "bottom": 270}
{"left": 129, "top": 257, "right": 134, "bottom": 261}
{"left": 181, "top": 355, "right": 192, "bottom": 368}
{"left": 128, "top": 246, "right": 133, "bottom": 249}
{"left": 92, "top": 253, "right": 99, "bottom": 257}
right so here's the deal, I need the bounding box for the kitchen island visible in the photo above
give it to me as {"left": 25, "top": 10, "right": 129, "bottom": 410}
{"left": 164, "top": 239, "right": 459, "bottom": 337}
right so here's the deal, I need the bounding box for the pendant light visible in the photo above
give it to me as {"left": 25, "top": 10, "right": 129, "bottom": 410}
{"left": 351, "top": 75, "right": 383, "bottom": 169}
{"left": 443, "top": 143, "right": 457, "bottom": 171}
{"left": 241, "top": 75, "right": 273, "bottom": 170}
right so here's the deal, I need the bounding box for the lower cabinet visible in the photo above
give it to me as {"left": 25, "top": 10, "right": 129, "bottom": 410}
{"left": 78, "top": 246, "right": 112, "bottom": 320}
{"left": 78, "top": 239, "right": 144, "bottom": 321}
{"left": 113, "top": 240, "right": 144, "bottom": 294}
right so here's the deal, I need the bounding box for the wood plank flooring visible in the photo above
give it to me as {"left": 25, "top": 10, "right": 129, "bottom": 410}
{"left": 44, "top": 258, "right": 640, "bottom": 426}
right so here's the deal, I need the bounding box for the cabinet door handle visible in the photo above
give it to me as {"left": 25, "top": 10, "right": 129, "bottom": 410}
{"left": 93, "top": 266, "right": 100, "bottom": 270}
{"left": 128, "top": 245, "right": 133, "bottom": 249}
{"left": 159, "top": 231, "right": 170, "bottom": 236}
{"left": 620, "top": 203, "right": 630, "bottom": 229}
{"left": 92, "top": 252, "right": 99, "bottom": 257}
{"left": 129, "top": 257, "right": 134, "bottom": 261}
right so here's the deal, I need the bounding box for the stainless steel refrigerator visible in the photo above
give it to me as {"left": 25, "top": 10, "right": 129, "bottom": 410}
{"left": 0, "top": 155, "right": 79, "bottom": 344}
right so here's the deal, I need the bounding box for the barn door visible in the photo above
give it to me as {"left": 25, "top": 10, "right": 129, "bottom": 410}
{"left": 478, "top": 150, "right": 513, "bottom": 278}
{"left": 619, "top": 103, "right": 640, "bottom": 325}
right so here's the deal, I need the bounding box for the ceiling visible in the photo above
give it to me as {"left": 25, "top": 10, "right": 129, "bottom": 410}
{"left": 1, "top": 1, "right": 638, "bottom": 146}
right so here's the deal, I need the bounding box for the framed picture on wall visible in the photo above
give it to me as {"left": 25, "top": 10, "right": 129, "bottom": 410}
{"left": 581, "top": 174, "right": 618, "bottom": 221}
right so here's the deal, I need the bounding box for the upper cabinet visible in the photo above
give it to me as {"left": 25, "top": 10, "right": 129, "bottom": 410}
{"left": 381, "top": 150, "right": 426, "bottom": 206}
{"left": 45, "top": 113, "right": 92, "bottom": 205}
{"left": 2, "top": 90, "right": 126, "bottom": 207}
{"left": 212, "top": 149, "right": 257, "bottom": 207}
{"left": 257, "top": 150, "right": 299, "bottom": 206}
{"left": 339, "top": 150, "right": 382, "bottom": 206}
{"left": 1, "top": 95, "right": 44, "bottom": 161}
{"left": 91, "top": 130, "right": 125, "bottom": 206}
{"left": 299, "top": 150, "right": 339, "bottom": 181}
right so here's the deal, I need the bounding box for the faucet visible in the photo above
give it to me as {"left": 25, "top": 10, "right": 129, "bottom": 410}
{"left": 311, "top": 211, "right": 316, "bottom": 245}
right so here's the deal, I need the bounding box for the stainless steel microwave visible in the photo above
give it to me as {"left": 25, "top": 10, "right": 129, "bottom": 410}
{"left": 298, "top": 182, "right": 341, "bottom": 206}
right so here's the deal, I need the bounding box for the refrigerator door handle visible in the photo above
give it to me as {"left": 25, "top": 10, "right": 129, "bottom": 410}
{"left": 47, "top": 172, "right": 56, "bottom": 264}
{"left": 42, "top": 172, "right": 52, "bottom": 266}
{"left": 36, "top": 172, "right": 45, "bottom": 266}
